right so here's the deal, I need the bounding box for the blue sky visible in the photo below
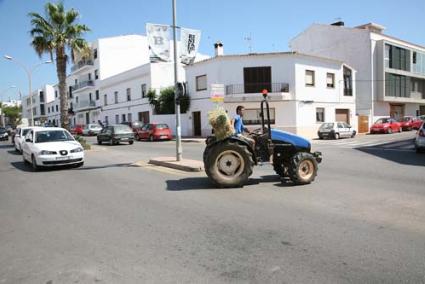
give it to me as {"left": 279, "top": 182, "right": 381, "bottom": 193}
{"left": 0, "top": 0, "right": 424, "bottom": 101}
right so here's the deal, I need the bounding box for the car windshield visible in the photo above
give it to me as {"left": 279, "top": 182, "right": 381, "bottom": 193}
{"left": 402, "top": 117, "right": 412, "bottom": 122}
{"left": 114, "top": 125, "right": 132, "bottom": 133}
{"left": 375, "top": 118, "right": 389, "bottom": 124}
{"left": 89, "top": 124, "right": 101, "bottom": 129}
{"left": 0, "top": 128, "right": 6, "bottom": 134}
{"left": 156, "top": 124, "right": 169, "bottom": 129}
{"left": 35, "top": 130, "right": 74, "bottom": 143}
{"left": 320, "top": 123, "right": 334, "bottom": 129}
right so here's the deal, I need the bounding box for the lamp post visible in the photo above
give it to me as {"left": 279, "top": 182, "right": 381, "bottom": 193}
{"left": 4, "top": 55, "right": 51, "bottom": 126}
{"left": 0, "top": 85, "right": 16, "bottom": 127}
{"left": 172, "top": 0, "right": 182, "bottom": 161}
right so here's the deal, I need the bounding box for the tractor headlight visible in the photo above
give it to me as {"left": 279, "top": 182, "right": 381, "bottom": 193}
{"left": 40, "top": 150, "right": 57, "bottom": 155}
{"left": 70, "top": 147, "right": 84, "bottom": 153}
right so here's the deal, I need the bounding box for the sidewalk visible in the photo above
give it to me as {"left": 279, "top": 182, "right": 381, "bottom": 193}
{"left": 148, "top": 156, "right": 204, "bottom": 172}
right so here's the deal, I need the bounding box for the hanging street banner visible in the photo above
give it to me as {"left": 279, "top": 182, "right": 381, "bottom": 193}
{"left": 180, "top": 28, "right": 201, "bottom": 65}
{"left": 210, "top": 84, "right": 225, "bottom": 103}
{"left": 146, "top": 23, "right": 171, "bottom": 62}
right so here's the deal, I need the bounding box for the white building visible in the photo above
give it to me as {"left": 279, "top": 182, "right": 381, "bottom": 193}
{"left": 21, "top": 84, "right": 55, "bottom": 126}
{"left": 68, "top": 34, "right": 151, "bottom": 126}
{"left": 185, "top": 47, "right": 356, "bottom": 138}
{"left": 290, "top": 22, "right": 425, "bottom": 133}
{"left": 1, "top": 99, "right": 22, "bottom": 108}
{"left": 98, "top": 62, "right": 185, "bottom": 126}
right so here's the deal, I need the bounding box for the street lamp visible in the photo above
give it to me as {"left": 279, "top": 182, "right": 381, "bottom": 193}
{"left": 0, "top": 85, "right": 17, "bottom": 127}
{"left": 4, "top": 55, "right": 52, "bottom": 126}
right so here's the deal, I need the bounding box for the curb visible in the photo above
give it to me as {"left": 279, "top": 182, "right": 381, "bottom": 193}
{"left": 149, "top": 157, "right": 203, "bottom": 172}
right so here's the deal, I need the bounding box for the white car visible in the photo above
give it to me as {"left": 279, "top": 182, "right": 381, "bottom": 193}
{"left": 82, "top": 124, "right": 102, "bottom": 136}
{"left": 415, "top": 122, "right": 425, "bottom": 153}
{"left": 14, "top": 126, "right": 44, "bottom": 153}
{"left": 22, "top": 127, "right": 84, "bottom": 170}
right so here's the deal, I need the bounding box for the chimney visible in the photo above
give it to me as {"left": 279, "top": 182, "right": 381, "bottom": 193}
{"left": 214, "top": 42, "right": 223, "bottom": 56}
{"left": 355, "top": 23, "right": 386, "bottom": 34}
{"left": 331, "top": 21, "right": 345, "bottom": 27}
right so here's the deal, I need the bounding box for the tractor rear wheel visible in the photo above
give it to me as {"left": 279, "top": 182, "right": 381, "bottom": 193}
{"left": 205, "top": 141, "right": 254, "bottom": 188}
{"left": 288, "top": 152, "right": 318, "bottom": 185}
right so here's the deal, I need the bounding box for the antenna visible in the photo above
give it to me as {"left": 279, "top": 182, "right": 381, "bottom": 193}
{"left": 244, "top": 33, "right": 252, "bottom": 53}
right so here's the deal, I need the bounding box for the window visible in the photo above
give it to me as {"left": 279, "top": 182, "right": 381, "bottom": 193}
{"left": 47, "top": 107, "right": 50, "bottom": 113}
{"left": 316, "top": 108, "right": 325, "bottom": 122}
{"left": 128, "top": 113, "right": 132, "bottom": 122}
{"left": 76, "top": 96, "right": 79, "bottom": 104}
{"left": 196, "top": 75, "right": 207, "bottom": 91}
{"left": 104, "top": 94, "right": 108, "bottom": 106}
{"left": 115, "top": 114, "right": 119, "bottom": 124}
{"left": 88, "top": 73, "right": 92, "bottom": 81}
{"left": 55, "top": 90, "right": 58, "bottom": 98}
{"left": 122, "top": 114, "right": 126, "bottom": 122}
{"left": 141, "top": 84, "right": 147, "bottom": 98}
{"left": 96, "top": 90, "right": 99, "bottom": 100}
{"left": 105, "top": 116, "right": 108, "bottom": 124}
{"left": 326, "top": 73, "right": 335, "bottom": 88}
{"left": 89, "top": 93, "right": 92, "bottom": 101}
{"left": 413, "top": 52, "right": 417, "bottom": 64}
{"left": 68, "top": 86, "right": 73, "bottom": 98}
{"left": 343, "top": 67, "right": 353, "bottom": 96}
{"left": 305, "top": 70, "right": 315, "bottom": 87}
{"left": 114, "top": 91, "right": 118, "bottom": 103}
{"left": 387, "top": 44, "right": 410, "bottom": 71}
{"left": 126, "top": 88, "right": 131, "bottom": 101}
{"left": 56, "top": 105, "right": 59, "bottom": 112}
{"left": 33, "top": 107, "right": 37, "bottom": 116}
{"left": 74, "top": 79, "right": 78, "bottom": 86}
{"left": 93, "top": 48, "right": 98, "bottom": 59}
{"left": 243, "top": 66, "right": 271, "bottom": 93}
{"left": 243, "top": 108, "right": 275, "bottom": 125}
{"left": 95, "top": 69, "right": 99, "bottom": 80}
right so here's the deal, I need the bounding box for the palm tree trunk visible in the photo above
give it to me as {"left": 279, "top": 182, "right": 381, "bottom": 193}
{"left": 56, "top": 46, "right": 69, "bottom": 130}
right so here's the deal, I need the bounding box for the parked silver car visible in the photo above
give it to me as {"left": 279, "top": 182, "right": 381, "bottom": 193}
{"left": 414, "top": 122, "right": 425, "bottom": 153}
{"left": 82, "top": 124, "right": 103, "bottom": 136}
{"left": 318, "top": 122, "right": 356, "bottom": 140}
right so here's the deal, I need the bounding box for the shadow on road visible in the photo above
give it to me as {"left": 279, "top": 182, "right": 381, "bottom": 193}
{"left": 76, "top": 163, "right": 140, "bottom": 170}
{"left": 166, "top": 175, "right": 290, "bottom": 191}
{"left": 7, "top": 150, "right": 20, "bottom": 156}
{"left": 10, "top": 161, "right": 140, "bottom": 172}
{"left": 0, "top": 144, "right": 13, "bottom": 149}
{"left": 355, "top": 138, "right": 425, "bottom": 166}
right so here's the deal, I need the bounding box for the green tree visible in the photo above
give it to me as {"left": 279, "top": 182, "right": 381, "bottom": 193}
{"left": 147, "top": 87, "right": 190, "bottom": 114}
{"left": 29, "top": 2, "right": 90, "bottom": 130}
{"left": 2, "top": 105, "right": 22, "bottom": 127}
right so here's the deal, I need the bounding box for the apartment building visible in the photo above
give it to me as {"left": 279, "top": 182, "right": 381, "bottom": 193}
{"left": 290, "top": 22, "right": 425, "bottom": 132}
{"left": 21, "top": 84, "right": 54, "bottom": 126}
{"left": 185, "top": 47, "right": 356, "bottom": 138}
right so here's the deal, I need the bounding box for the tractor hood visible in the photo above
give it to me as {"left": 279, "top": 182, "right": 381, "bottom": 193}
{"left": 271, "top": 129, "right": 311, "bottom": 150}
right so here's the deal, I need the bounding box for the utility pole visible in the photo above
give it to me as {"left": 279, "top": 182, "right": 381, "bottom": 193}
{"left": 172, "top": 0, "right": 182, "bottom": 161}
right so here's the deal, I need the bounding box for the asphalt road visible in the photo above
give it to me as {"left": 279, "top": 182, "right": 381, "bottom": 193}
{"left": 0, "top": 132, "right": 424, "bottom": 283}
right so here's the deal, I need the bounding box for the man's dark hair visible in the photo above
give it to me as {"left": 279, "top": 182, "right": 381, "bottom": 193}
{"left": 236, "top": 105, "right": 245, "bottom": 113}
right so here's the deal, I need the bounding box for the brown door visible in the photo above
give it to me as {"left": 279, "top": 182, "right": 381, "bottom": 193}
{"left": 390, "top": 104, "right": 404, "bottom": 121}
{"left": 335, "top": 109, "right": 349, "bottom": 123}
{"left": 193, "top": 111, "right": 201, "bottom": 136}
{"left": 138, "top": 111, "right": 150, "bottom": 124}
{"left": 358, "top": 115, "right": 369, "bottom": 133}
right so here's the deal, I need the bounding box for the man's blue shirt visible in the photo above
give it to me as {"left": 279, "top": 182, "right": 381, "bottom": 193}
{"left": 234, "top": 114, "right": 245, "bottom": 134}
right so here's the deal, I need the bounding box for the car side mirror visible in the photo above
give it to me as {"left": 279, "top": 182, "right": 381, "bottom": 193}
{"left": 25, "top": 138, "right": 32, "bottom": 142}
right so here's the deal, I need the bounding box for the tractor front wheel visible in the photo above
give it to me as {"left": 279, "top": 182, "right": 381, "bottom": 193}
{"left": 205, "top": 141, "right": 254, "bottom": 188}
{"left": 288, "top": 152, "right": 318, "bottom": 185}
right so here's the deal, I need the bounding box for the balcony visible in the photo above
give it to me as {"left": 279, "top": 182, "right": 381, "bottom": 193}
{"left": 224, "top": 82, "right": 291, "bottom": 102}
{"left": 73, "top": 80, "right": 95, "bottom": 92}
{"left": 75, "top": 100, "right": 97, "bottom": 111}
{"left": 71, "top": 59, "right": 94, "bottom": 73}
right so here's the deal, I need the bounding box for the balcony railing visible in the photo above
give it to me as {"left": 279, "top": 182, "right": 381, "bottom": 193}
{"left": 225, "top": 83, "right": 289, "bottom": 95}
{"left": 73, "top": 80, "right": 94, "bottom": 91}
{"left": 71, "top": 59, "right": 94, "bottom": 72}
{"left": 75, "top": 100, "right": 96, "bottom": 110}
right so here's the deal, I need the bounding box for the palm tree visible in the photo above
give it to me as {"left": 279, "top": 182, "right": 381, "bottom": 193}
{"left": 29, "top": 2, "right": 90, "bottom": 129}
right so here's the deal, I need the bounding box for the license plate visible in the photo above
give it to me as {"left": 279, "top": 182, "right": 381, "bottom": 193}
{"left": 160, "top": 135, "right": 168, "bottom": 139}
{"left": 56, "top": 156, "right": 70, "bottom": 161}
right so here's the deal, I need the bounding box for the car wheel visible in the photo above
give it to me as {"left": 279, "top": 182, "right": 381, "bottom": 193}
{"left": 135, "top": 134, "right": 140, "bottom": 141}
{"left": 23, "top": 154, "right": 30, "bottom": 165}
{"left": 97, "top": 139, "right": 102, "bottom": 145}
{"left": 129, "top": 140, "right": 134, "bottom": 145}
{"left": 74, "top": 162, "right": 84, "bottom": 168}
{"left": 399, "top": 127, "right": 402, "bottom": 133}
{"left": 31, "top": 155, "right": 40, "bottom": 171}
{"left": 351, "top": 131, "right": 356, "bottom": 138}
{"left": 149, "top": 135, "right": 154, "bottom": 142}
{"left": 334, "top": 133, "right": 340, "bottom": 140}
{"left": 318, "top": 135, "right": 323, "bottom": 140}
{"left": 387, "top": 128, "right": 392, "bottom": 134}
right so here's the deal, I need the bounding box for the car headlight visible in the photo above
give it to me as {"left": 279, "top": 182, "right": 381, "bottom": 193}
{"left": 70, "top": 147, "right": 84, "bottom": 153}
{"left": 40, "top": 150, "right": 57, "bottom": 155}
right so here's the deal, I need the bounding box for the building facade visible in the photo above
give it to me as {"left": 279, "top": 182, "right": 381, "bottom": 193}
{"left": 21, "top": 84, "right": 54, "bottom": 126}
{"left": 185, "top": 51, "right": 356, "bottom": 138}
{"left": 290, "top": 22, "right": 425, "bottom": 132}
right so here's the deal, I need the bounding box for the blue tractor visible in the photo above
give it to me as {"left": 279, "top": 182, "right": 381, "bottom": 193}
{"left": 203, "top": 93, "right": 322, "bottom": 188}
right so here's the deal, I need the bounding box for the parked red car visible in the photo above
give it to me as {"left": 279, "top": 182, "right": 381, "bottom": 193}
{"left": 399, "top": 116, "right": 423, "bottom": 131}
{"left": 70, "top": 124, "right": 84, "bottom": 135}
{"left": 135, "top": 123, "right": 172, "bottom": 141}
{"left": 370, "top": 118, "right": 402, "bottom": 134}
